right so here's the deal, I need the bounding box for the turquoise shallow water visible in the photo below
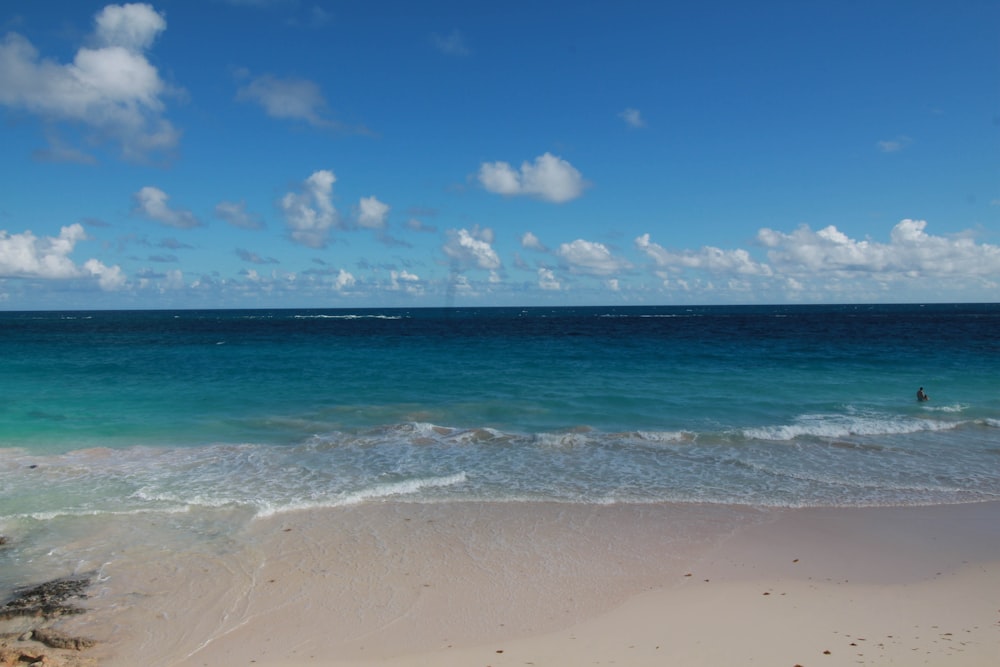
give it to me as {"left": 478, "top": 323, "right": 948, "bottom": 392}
{"left": 1, "top": 304, "right": 999, "bottom": 591}
{"left": 1, "top": 303, "right": 998, "bottom": 513}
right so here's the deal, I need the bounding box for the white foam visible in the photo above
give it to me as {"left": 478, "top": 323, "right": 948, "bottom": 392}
{"left": 291, "top": 314, "right": 404, "bottom": 320}
{"left": 133, "top": 488, "right": 246, "bottom": 510}
{"left": 11, "top": 505, "right": 193, "bottom": 522}
{"left": 922, "top": 403, "right": 967, "bottom": 413}
{"left": 253, "top": 472, "right": 468, "bottom": 518}
{"left": 340, "top": 472, "right": 468, "bottom": 504}
{"left": 630, "top": 430, "right": 696, "bottom": 444}
{"left": 742, "top": 413, "right": 961, "bottom": 441}
{"left": 532, "top": 430, "right": 594, "bottom": 448}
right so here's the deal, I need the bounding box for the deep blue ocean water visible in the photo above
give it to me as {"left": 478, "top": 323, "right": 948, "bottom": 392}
{"left": 1, "top": 304, "right": 999, "bottom": 591}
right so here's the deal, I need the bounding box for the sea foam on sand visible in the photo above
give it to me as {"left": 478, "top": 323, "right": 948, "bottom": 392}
{"left": 78, "top": 501, "right": 1000, "bottom": 666}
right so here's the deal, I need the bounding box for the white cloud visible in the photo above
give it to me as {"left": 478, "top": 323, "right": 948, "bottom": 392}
{"left": 633, "top": 219, "right": 1000, "bottom": 300}
{"left": 163, "top": 268, "right": 185, "bottom": 290}
{"left": 538, "top": 267, "right": 561, "bottom": 291}
{"left": 449, "top": 273, "right": 472, "bottom": 294}
{"left": 556, "top": 239, "right": 631, "bottom": 276}
{"left": 0, "top": 225, "right": 85, "bottom": 278}
{"left": 83, "top": 257, "right": 127, "bottom": 290}
{"left": 280, "top": 170, "right": 339, "bottom": 248}
{"left": 759, "top": 219, "right": 1000, "bottom": 279}
{"left": 478, "top": 153, "right": 587, "bottom": 203}
{"left": 478, "top": 162, "right": 520, "bottom": 196}
{"left": 635, "top": 234, "right": 772, "bottom": 276}
{"left": 443, "top": 227, "right": 501, "bottom": 270}
{"left": 521, "top": 231, "right": 547, "bottom": 251}
{"left": 333, "top": 269, "right": 355, "bottom": 291}
{"left": 237, "top": 73, "right": 331, "bottom": 127}
{"left": 0, "top": 224, "right": 123, "bottom": 290}
{"left": 0, "top": 3, "right": 179, "bottom": 160}
{"left": 133, "top": 186, "right": 202, "bottom": 229}
{"left": 619, "top": 108, "right": 645, "bottom": 128}
{"left": 390, "top": 269, "right": 422, "bottom": 294}
{"left": 215, "top": 200, "right": 265, "bottom": 230}
{"left": 94, "top": 3, "right": 166, "bottom": 50}
{"left": 357, "top": 196, "right": 390, "bottom": 229}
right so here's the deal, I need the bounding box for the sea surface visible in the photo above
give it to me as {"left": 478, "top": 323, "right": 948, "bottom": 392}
{"left": 2, "top": 304, "right": 999, "bottom": 593}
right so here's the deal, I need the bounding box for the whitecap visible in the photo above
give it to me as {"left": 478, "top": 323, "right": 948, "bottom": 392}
{"left": 922, "top": 403, "right": 967, "bottom": 413}
{"left": 253, "top": 471, "right": 468, "bottom": 517}
{"left": 292, "top": 314, "right": 404, "bottom": 320}
{"left": 742, "top": 412, "right": 961, "bottom": 441}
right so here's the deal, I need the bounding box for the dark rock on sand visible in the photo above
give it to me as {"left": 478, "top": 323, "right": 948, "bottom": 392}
{"left": 0, "top": 576, "right": 98, "bottom": 667}
{"left": 0, "top": 577, "right": 90, "bottom": 621}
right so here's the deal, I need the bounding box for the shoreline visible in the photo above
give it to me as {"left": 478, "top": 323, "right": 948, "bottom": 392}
{"left": 11, "top": 500, "right": 999, "bottom": 666}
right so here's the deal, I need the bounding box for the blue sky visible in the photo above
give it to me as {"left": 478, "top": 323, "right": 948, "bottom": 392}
{"left": 1, "top": 0, "right": 997, "bottom": 309}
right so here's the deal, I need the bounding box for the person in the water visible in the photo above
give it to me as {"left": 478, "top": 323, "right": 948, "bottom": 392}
{"left": 917, "top": 387, "right": 929, "bottom": 402}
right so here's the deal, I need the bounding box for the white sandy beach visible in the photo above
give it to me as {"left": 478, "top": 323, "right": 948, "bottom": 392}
{"left": 76, "top": 501, "right": 1000, "bottom": 667}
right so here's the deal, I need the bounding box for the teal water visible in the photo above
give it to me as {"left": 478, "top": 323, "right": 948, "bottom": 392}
{"left": 1, "top": 304, "right": 999, "bottom": 591}
{"left": 3, "top": 305, "right": 996, "bottom": 442}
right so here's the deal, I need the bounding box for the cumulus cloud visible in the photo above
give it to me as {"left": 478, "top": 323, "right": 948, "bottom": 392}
{"left": 478, "top": 153, "right": 587, "bottom": 203}
{"left": 95, "top": 3, "right": 165, "bottom": 50}
{"left": 521, "top": 231, "right": 547, "bottom": 251}
{"left": 0, "top": 2, "right": 179, "bottom": 161}
{"left": 0, "top": 225, "right": 87, "bottom": 279}
{"left": 333, "top": 268, "right": 355, "bottom": 291}
{"left": 634, "top": 219, "right": 1000, "bottom": 300}
{"left": 619, "top": 108, "right": 645, "bottom": 128}
{"left": 635, "top": 234, "right": 772, "bottom": 276}
{"left": 758, "top": 219, "right": 1000, "bottom": 279}
{"left": 236, "top": 73, "right": 332, "bottom": 127}
{"left": 390, "top": 269, "right": 422, "bottom": 293}
{"left": 537, "top": 267, "right": 561, "bottom": 291}
{"left": 556, "top": 239, "right": 631, "bottom": 276}
{"left": 133, "top": 186, "right": 202, "bottom": 229}
{"left": 280, "top": 170, "right": 339, "bottom": 247}
{"left": 0, "top": 224, "right": 123, "bottom": 289}
{"left": 162, "top": 268, "right": 185, "bottom": 290}
{"left": 357, "top": 196, "right": 390, "bottom": 229}
{"left": 83, "top": 258, "right": 127, "bottom": 290}
{"left": 215, "top": 200, "right": 265, "bottom": 230}
{"left": 443, "top": 227, "right": 501, "bottom": 271}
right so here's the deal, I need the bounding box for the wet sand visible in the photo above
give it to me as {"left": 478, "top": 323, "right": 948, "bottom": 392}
{"left": 59, "top": 501, "right": 1000, "bottom": 666}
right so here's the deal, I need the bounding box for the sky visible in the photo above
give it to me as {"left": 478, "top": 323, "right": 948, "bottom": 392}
{"left": 0, "top": 0, "right": 997, "bottom": 310}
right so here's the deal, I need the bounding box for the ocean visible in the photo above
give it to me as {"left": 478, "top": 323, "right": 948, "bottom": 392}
{"left": 1, "top": 304, "right": 999, "bottom": 597}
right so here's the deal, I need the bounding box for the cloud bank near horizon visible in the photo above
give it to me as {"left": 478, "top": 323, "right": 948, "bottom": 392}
{"left": 3, "top": 214, "right": 996, "bottom": 305}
